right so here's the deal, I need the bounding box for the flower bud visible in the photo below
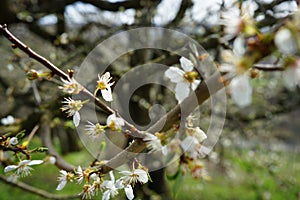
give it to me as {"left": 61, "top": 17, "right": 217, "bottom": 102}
{"left": 26, "top": 69, "right": 39, "bottom": 80}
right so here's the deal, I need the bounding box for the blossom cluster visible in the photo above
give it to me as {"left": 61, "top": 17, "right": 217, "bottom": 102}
{"left": 218, "top": 2, "right": 300, "bottom": 108}
{"left": 143, "top": 115, "right": 209, "bottom": 179}
{"left": 56, "top": 165, "right": 149, "bottom": 200}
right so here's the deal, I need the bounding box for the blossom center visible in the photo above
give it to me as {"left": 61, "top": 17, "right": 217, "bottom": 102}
{"left": 183, "top": 71, "right": 198, "bottom": 83}
{"left": 97, "top": 81, "right": 107, "bottom": 90}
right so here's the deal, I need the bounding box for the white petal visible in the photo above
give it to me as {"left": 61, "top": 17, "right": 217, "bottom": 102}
{"left": 135, "top": 169, "right": 148, "bottom": 183}
{"left": 195, "top": 127, "right": 207, "bottom": 143}
{"left": 73, "top": 112, "right": 80, "bottom": 127}
{"left": 109, "top": 171, "right": 115, "bottom": 182}
{"left": 283, "top": 67, "right": 297, "bottom": 90}
{"left": 101, "top": 88, "right": 113, "bottom": 102}
{"left": 103, "top": 72, "right": 111, "bottom": 81}
{"left": 115, "top": 118, "right": 125, "bottom": 127}
{"left": 102, "top": 190, "right": 110, "bottom": 200}
{"left": 124, "top": 185, "right": 134, "bottom": 200}
{"left": 175, "top": 82, "right": 190, "bottom": 103}
{"left": 229, "top": 75, "right": 252, "bottom": 108}
{"left": 115, "top": 179, "right": 124, "bottom": 189}
{"left": 275, "top": 28, "right": 297, "bottom": 55}
{"left": 27, "top": 160, "right": 43, "bottom": 166}
{"left": 106, "top": 114, "right": 115, "bottom": 126}
{"left": 9, "top": 137, "right": 18, "bottom": 145}
{"left": 56, "top": 180, "right": 67, "bottom": 190}
{"left": 4, "top": 165, "right": 18, "bottom": 173}
{"left": 19, "top": 160, "right": 31, "bottom": 166}
{"left": 161, "top": 146, "right": 169, "bottom": 155}
{"left": 165, "top": 67, "right": 185, "bottom": 83}
{"left": 191, "top": 79, "right": 200, "bottom": 91}
{"left": 180, "top": 57, "right": 194, "bottom": 72}
{"left": 181, "top": 136, "right": 198, "bottom": 152}
{"left": 233, "top": 36, "right": 246, "bottom": 57}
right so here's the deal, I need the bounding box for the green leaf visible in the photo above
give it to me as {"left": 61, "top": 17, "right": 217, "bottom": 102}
{"left": 172, "top": 170, "right": 183, "bottom": 198}
{"left": 16, "top": 130, "right": 26, "bottom": 140}
{"left": 30, "top": 147, "right": 48, "bottom": 153}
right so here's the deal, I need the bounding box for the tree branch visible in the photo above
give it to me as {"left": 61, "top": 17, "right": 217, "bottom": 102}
{"left": 40, "top": 113, "right": 75, "bottom": 172}
{"left": 0, "top": 174, "right": 80, "bottom": 199}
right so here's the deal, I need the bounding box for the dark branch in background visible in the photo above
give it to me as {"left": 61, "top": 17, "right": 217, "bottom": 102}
{"left": 0, "top": 174, "right": 80, "bottom": 200}
{"left": 253, "top": 64, "right": 284, "bottom": 71}
{"left": 165, "top": 0, "right": 193, "bottom": 28}
{"left": 35, "top": 0, "right": 144, "bottom": 13}
{"left": 40, "top": 113, "right": 75, "bottom": 172}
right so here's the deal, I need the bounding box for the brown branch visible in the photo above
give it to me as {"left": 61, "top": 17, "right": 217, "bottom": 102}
{"left": 0, "top": 174, "right": 80, "bottom": 199}
{"left": 253, "top": 64, "right": 284, "bottom": 71}
{"left": 40, "top": 113, "right": 75, "bottom": 172}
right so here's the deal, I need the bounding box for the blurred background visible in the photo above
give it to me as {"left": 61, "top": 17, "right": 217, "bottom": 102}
{"left": 0, "top": 0, "right": 300, "bottom": 199}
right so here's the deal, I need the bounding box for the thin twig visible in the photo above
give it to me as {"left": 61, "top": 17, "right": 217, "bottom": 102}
{"left": 253, "top": 63, "right": 284, "bottom": 71}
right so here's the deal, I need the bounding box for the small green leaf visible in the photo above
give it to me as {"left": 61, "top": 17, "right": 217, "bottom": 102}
{"left": 172, "top": 170, "right": 183, "bottom": 198}
{"left": 16, "top": 130, "right": 26, "bottom": 140}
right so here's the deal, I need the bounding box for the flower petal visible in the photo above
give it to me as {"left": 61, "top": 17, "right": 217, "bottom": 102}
{"left": 102, "top": 190, "right": 110, "bottom": 200}
{"left": 180, "top": 57, "right": 194, "bottom": 72}
{"left": 283, "top": 67, "right": 297, "bottom": 90}
{"left": 275, "top": 28, "right": 297, "bottom": 55}
{"left": 4, "top": 165, "right": 18, "bottom": 173}
{"left": 56, "top": 180, "right": 67, "bottom": 190}
{"left": 165, "top": 67, "right": 185, "bottom": 83}
{"left": 135, "top": 169, "right": 148, "bottom": 184}
{"left": 229, "top": 74, "right": 252, "bottom": 108}
{"left": 27, "top": 160, "right": 44, "bottom": 166}
{"left": 181, "top": 136, "right": 198, "bottom": 152}
{"left": 191, "top": 79, "right": 200, "bottom": 91}
{"left": 73, "top": 112, "right": 80, "bottom": 127}
{"left": 101, "top": 88, "right": 113, "bottom": 102}
{"left": 175, "top": 82, "right": 190, "bottom": 103}
{"left": 124, "top": 185, "right": 134, "bottom": 200}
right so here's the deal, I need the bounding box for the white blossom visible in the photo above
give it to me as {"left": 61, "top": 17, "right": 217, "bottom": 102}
{"left": 119, "top": 169, "right": 148, "bottom": 185}
{"left": 1, "top": 115, "right": 15, "bottom": 125}
{"left": 61, "top": 97, "right": 87, "bottom": 127}
{"left": 85, "top": 121, "right": 105, "bottom": 139}
{"left": 59, "top": 78, "right": 83, "bottom": 94}
{"left": 56, "top": 170, "right": 69, "bottom": 190}
{"left": 82, "top": 184, "right": 95, "bottom": 199}
{"left": 220, "top": 9, "right": 243, "bottom": 40}
{"left": 275, "top": 28, "right": 297, "bottom": 55}
{"left": 106, "top": 114, "right": 124, "bottom": 131}
{"left": 102, "top": 171, "right": 119, "bottom": 200}
{"left": 165, "top": 57, "right": 200, "bottom": 103}
{"left": 283, "top": 59, "right": 300, "bottom": 90}
{"left": 143, "top": 133, "right": 163, "bottom": 153}
{"left": 9, "top": 137, "right": 18, "bottom": 146}
{"left": 96, "top": 72, "right": 114, "bottom": 102}
{"left": 4, "top": 160, "right": 43, "bottom": 177}
{"left": 229, "top": 74, "right": 252, "bottom": 108}
{"left": 220, "top": 37, "right": 253, "bottom": 108}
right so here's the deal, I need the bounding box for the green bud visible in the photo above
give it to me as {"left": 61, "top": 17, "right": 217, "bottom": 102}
{"left": 26, "top": 69, "right": 39, "bottom": 80}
